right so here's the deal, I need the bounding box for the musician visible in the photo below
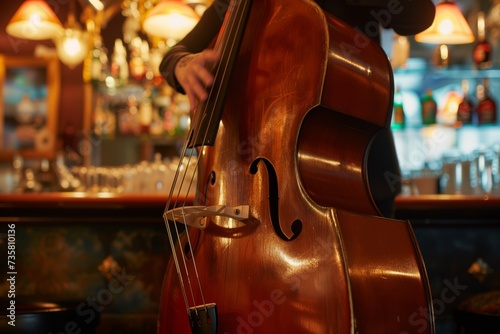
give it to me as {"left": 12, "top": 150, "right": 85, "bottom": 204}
{"left": 159, "top": 0, "right": 435, "bottom": 109}
{"left": 158, "top": 0, "right": 435, "bottom": 217}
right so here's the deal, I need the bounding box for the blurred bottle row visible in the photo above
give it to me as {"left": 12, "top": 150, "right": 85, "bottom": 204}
{"left": 92, "top": 83, "right": 190, "bottom": 139}
{"left": 392, "top": 77, "right": 497, "bottom": 129}
{"left": 84, "top": 35, "right": 167, "bottom": 87}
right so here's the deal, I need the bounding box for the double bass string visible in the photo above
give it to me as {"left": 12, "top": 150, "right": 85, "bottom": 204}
{"left": 162, "top": 0, "right": 245, "bottom": 317}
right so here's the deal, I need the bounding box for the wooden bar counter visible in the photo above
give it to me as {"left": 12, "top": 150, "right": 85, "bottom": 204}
{"left": 0, "top": 193, "right": 191, "bottom": 334}
{"left": 0, "top": 192, "right": 174, "bottom": 206}
{"left": 0, "top": 193, "right": 193, "bottom": 220}
{"left": 2, "top": 192, "right": 498, "bottom": 217}
{"left": 395, "top": 195, "right": 500, "bottom": 333}
{"left": 1, "top": 193, "right": 499, "bottom": 334}
{"left": 395, "top": 194, "right": 500, "bottom": 220}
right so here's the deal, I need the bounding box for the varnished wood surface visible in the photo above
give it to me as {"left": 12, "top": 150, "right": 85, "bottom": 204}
{"left": 394, "top": 194, "right": 500, "bottom": 220}
{"left": 1, "top": 192, "right": 498, "bottom": 205}
{"left": 0, "top": 192, "right": 182, "bottom": 207}
{"left": 1, "top": 193, "right": 498, "bottom": 218}
{"left": 0, "top": 193, "right": 193, "bottom": 222}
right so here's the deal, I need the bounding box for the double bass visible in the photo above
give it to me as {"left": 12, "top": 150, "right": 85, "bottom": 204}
{"left": 158, "top": 0, "right": 435, "bottom": 333}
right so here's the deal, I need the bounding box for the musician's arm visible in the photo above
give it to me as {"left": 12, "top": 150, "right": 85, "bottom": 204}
{"left": 159, "top": 0, "right": 227, "bottom": 93}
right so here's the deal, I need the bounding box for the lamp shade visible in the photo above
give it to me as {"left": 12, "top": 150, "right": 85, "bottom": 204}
{"left": 415, "top": 1, "right": 475, "bottom": 44}
{"left": 7, "top": 0, "right": 63, "bottom": 40}
{"left": 185, "top": 0, "right": 210, "bottom": 15}
{"left": 143, "top": 1, "right": 199, "bottom": 40}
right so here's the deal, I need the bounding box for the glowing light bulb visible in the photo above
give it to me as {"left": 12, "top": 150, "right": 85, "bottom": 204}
{"left": 55, "top": 28, "right": 89, "bottom": 68}
{"left": 437, "top": 18, "right": 454, "bottom": 35}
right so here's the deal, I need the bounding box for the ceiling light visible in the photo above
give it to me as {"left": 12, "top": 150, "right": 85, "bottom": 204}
{"left": 7, "top": 0, "right": 63, "bottom": 40}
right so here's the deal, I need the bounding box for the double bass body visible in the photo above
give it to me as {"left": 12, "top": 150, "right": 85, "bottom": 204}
{"left": 158, "top": 0, "right": 434, "bottom": 333}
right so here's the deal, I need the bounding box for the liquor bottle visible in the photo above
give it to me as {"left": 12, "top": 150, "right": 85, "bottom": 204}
{"left": 93, "top": 95, "right": 106, "bottom": 136}
{"left": 129, "top": 37, "right": 146, "bottom": 81}
{"left": 391, "top": 87, "right": 405, "bottom": 129}
{"left": 110, "top": 39, "right": 129, "bottom": 86}
{"left": 149, "top": 108, "right": 164, "bottom": 137}
{"left": 90, "top": 36, "right": 105, "bottom": 83}
{"left": 139, "top": 87, "right": 153, "bottom": 135}
{"left": 473, "top": 12, "right": 492, "bottom": 70}
{"left": 390, "top": 34, "right": 409, "bottom": 69}
{"left": 119, "top": 95, "right": 141, "bottom": 136}
{"left": 476, "top": 78, "right": 497, "bottom": 124}
{"left": 457, "top": 79, "right": 474, "bottom": 124}
{"left": 38, "top": 159, "right": 56, "bottom": 192}
{"left": 420, "top": 89, "right": 437, "bottom": 125}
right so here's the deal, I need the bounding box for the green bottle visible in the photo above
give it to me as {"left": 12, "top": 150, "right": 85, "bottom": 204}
{"left": 421, "top": 89, "right": 437, "bottom": 125}
{"left": 391, "top": 87, "right": 405, "bottom": 129}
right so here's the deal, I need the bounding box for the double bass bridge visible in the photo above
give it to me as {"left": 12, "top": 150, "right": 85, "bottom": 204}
{"left": 189, "top": 303, "right": 217, "bottom": 334}
{"left": 164, "top": 205, "right": 250, "bottom": 229}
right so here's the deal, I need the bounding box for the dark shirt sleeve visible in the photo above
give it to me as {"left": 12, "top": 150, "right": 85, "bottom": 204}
{"left": 159, "top": 0, "right": 229, "bottom": 92}
{"left": 317, "top": 0, "right": 435, "bottom": 36}
{"left": 372, "top": 0, "right": 436, "bottom": 35}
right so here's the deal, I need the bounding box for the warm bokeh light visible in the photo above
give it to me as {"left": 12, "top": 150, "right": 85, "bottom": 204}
{"left": 6, "top": 0, "right": 63, "bottom": 40}
{"left": 415, "top": 1, "right": 475, "bottom": 44}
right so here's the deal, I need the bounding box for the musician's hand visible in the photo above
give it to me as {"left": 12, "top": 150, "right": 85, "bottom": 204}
{"left": 174, "top": 49, "right": 220, "bottom": 110}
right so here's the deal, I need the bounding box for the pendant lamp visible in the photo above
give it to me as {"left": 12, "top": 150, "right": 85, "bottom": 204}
{"left": 143, "top": 0, "right": 199, "bottom": 40}
{"left": 415, "top": 0, "right": 475, "bottom": 45}
{"left": 7, "top": 0, "right": 63, "bottom": 40}
{"left": 54, "top": 1, "right": 89, "bottom": 68}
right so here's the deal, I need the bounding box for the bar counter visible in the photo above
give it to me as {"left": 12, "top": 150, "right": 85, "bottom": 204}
{"left": 0, "top": 192, "right": 190, "bottom": 209}
{"left": 0, "top": 192, "right": 173, "bottom": 206}
{"left": 0, "top": 192, "right": 191, "bottom": 333}
{"left": 0, "top": 193, "right": 193, "bottom": 223}
{"left": 394, "top": 195, "right": 500, "bottom": 333}
{"left": 1, "top": 192, "right": 499, "bottom": 217}
{"left": 394, "top": 194, "right": 500, "bottom": 220}
{"left": 1, "top": 193, "right": 499, "bottom": 334}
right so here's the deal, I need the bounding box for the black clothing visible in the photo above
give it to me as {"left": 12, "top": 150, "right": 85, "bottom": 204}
{"left": 316, "top": 0, "right": 436, "bottom": 36}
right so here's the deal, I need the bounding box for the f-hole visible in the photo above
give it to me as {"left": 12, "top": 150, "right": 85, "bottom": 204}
{"left": 250, "top": 158, "right": 302, "bottom": 241}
